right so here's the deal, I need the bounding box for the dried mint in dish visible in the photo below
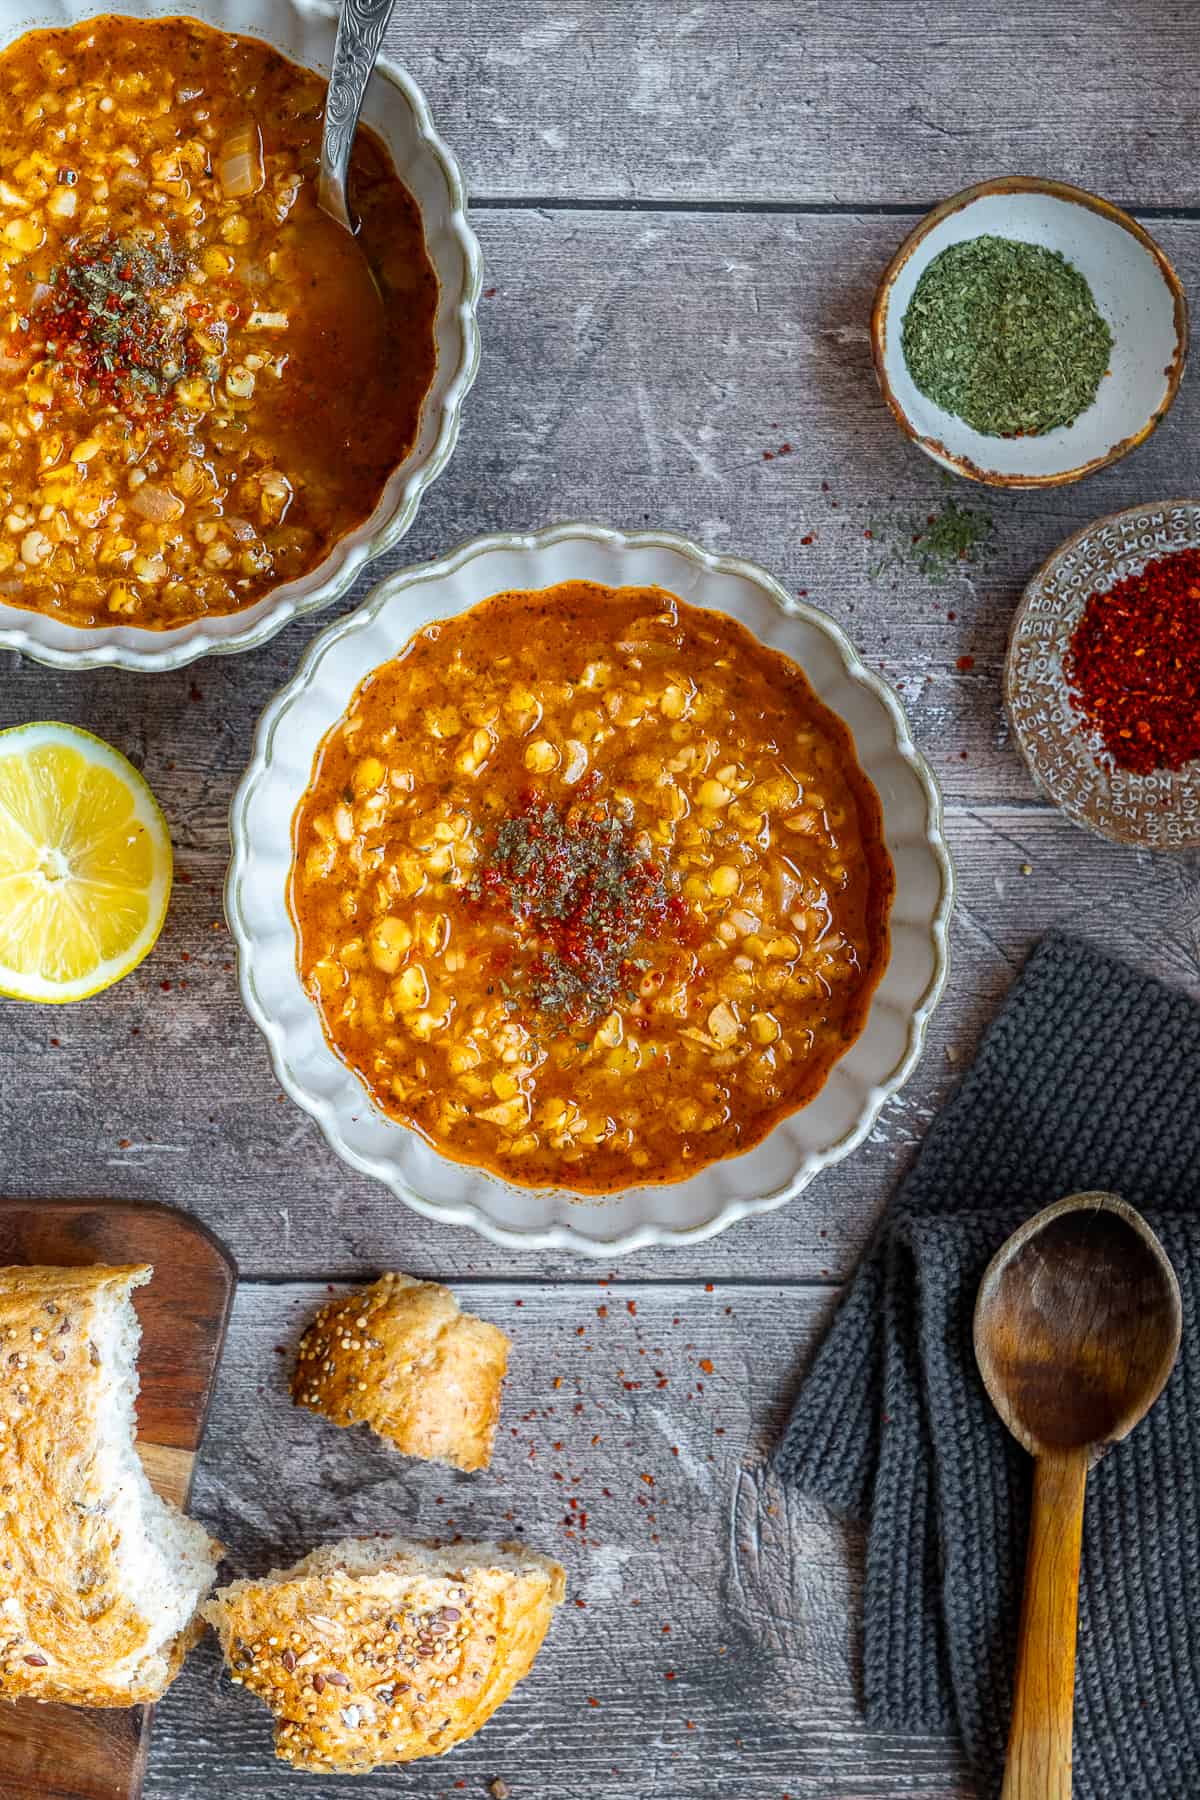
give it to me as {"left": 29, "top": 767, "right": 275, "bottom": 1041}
{"left": 900, "top": 234, "right": 1112, "bottom": 437}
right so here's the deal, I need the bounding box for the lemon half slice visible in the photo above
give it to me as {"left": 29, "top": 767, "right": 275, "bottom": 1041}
{"left": 0, "top": 722, "right": 172, "bottom": 1003}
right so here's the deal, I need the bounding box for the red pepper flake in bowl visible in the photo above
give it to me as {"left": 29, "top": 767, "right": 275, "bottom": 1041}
{"left": 1066, "top": 547, "right": 1200, "bottom": 774}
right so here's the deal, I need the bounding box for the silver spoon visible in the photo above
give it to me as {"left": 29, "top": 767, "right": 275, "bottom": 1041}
{"left": 318, "top": 0, "right": 399, "bottom": 235}
{"left": 266, "top": 0, "right": 396, "bottom": 478}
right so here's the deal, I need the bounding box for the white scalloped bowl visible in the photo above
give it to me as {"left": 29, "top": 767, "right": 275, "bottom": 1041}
{"left": 0, "top": 0, "right": 481, "bottom": 672}
{"left": 227, "top": 524, "right": 954, "bottom": 1255}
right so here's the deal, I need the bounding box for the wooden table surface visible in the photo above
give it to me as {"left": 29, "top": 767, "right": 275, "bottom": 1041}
{"left": 4, "top": 3, "right": 1199, "bottom": 1794}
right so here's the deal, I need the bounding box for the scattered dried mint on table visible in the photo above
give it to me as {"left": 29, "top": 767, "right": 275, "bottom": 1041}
{"left": 900, "top": 235, "right": 1112, "bottom": 437}
{"left": 869, "top": 494, "right": 995, "bottom": 583}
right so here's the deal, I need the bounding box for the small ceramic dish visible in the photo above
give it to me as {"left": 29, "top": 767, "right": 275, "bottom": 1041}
{"left": 226, "top": 522, "right": 954, "bottom": 1257}
{"left": 0, "top": 0, "right": 481, "bottom": 673}
{"left": 1006, "top": 500, "right": 1200, "bottom": 850}
{"left": 872, "top": 177, "right": 1187, "bottom": 488}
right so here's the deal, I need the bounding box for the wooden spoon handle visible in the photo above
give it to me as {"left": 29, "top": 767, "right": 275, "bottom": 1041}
{"left": 1001, "top": 1449, "right": 1090, "bottom": 1800}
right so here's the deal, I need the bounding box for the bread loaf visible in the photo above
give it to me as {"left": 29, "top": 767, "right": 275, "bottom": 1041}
{"left": 0, "top": 1263, "right": 220, "bottom": 1706}
{"left": 292, "top": 1272, "right": 509, "bottom": 1471}
{"left": 205, "top": 1534, "right": 565, "bottom": 1772}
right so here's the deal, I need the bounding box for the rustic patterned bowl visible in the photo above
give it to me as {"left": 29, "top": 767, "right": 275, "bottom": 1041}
{"left": 1005, "top": 500, "right": 1200, "bottom": 849}
{"left": 873, "top": 177, "right": 1188, "bottom": 488}
{"left": 227, "top": 522, "right": 954, "bottom": 1257}
{"left": 0, "top": 0, "right": 481, "bottom": 672}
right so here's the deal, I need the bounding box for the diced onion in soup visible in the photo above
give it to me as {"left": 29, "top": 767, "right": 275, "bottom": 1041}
{"left": 217, "top": 123, "right": 264, "bottom": 198}
{"left": 130, "top": 482, "right": 184, "bottom": 523}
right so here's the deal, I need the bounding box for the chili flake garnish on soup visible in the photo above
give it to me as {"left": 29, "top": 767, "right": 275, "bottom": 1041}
{"left": 290, "top": 584, "right": 894, "bottom": 1192}
{"left": 0, "top": 16, "right": 437, "bottom": 629}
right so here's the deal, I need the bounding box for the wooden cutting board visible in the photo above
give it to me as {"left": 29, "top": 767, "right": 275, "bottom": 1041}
{"left": 0, "top": 1199, "right": 236, "bottom": 1800}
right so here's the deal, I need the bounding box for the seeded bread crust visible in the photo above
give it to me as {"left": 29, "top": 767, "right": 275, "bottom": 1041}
{"left": 203, "top": 1536, "right": 566, "bottom": 1772}
{"left": 0, "top": 1262, "right": 220, "bottom": 1706}
{"left": 291, "top": 1273, "right": 510, "bottom": 1472}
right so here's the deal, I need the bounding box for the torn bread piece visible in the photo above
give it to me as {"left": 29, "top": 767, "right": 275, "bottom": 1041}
{"left": 291, "top": 1272, "right": 510, "bottom": 1472}
{"left": 204, "top": 1534, "right": 565, "bottom": 1772}
{"left": 0, "top": 1263, "right": 221, "bottom": 1706}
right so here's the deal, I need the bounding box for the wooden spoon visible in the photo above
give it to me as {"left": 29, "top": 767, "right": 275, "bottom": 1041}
{"left": 974, "top": 1192, "right": 1181, "bottom": 1800}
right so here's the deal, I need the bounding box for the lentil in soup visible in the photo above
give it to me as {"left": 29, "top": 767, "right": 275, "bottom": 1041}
{"left": 291, "top": 584, "right": 894, "bottom": 1191}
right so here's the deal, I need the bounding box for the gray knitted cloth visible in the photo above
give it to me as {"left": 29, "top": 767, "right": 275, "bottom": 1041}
{"left": 776, "top": 933, "right": 1200, "bottom": 1800}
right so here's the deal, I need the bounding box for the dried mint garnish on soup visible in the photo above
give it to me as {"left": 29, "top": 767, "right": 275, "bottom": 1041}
{"left": 900, "top": 235, "right": 1113, "bottom": 437}
{"left": 41, "top": 233, "right": 201, "bottom": 415}
{"left": 467, "top": 789, "right": 688, "bottom": 1024}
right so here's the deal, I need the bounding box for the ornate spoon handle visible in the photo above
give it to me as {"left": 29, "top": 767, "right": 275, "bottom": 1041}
{"left": 318, "top": 0, "right": 398, "bottom": 232}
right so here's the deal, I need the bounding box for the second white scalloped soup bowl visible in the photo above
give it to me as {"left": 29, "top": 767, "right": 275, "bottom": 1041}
{"left": 0, "top": 0, "right": 481, "bottom": 672}
{"left": 228, "top": 526, "right": 954, "bottom": 1255}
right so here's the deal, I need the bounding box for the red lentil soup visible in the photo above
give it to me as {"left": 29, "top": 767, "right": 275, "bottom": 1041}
{"left": 290, "top": 583, "right": 894, "bottom": 1192}
{"left": 0, "top": 15, "right": 437, "bottom": 628}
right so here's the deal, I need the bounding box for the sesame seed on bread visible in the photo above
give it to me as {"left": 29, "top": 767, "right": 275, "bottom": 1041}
{"left": 0, "top": 1263, "right": 221, "bottom": 1707}
{"left": 291, "top": 1273, "right": 510, "bottom": 1472}
{"left": 203, "top": 1535, "right": 566, "bottom": 1773}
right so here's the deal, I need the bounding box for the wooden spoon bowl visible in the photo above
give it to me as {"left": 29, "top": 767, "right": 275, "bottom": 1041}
{"left": 975, "top": 1192, "right": 1181, "bottom": 1799}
